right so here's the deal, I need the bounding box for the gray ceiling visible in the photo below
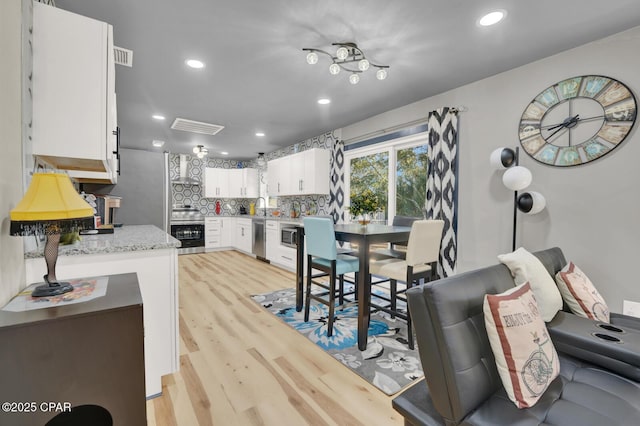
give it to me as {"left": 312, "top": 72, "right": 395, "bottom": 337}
{"left": 54, "top": 0, "right": 640, "bottom": 160}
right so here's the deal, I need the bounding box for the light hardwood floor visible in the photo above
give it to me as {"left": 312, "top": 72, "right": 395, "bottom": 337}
{"left": 145, "top": 250, "right": 404, "bottom": 426}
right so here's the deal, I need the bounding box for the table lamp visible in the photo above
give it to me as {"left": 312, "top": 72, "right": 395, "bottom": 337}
{"left": 10, "top": 172, "right": 94, "bottom": 297}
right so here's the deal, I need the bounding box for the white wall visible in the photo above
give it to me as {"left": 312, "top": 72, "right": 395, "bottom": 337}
{"left": 342, "top": 26, "right": 640, "bottom": 312}
{"left": 0, "top": 0, "right": 27, "bottom": 305}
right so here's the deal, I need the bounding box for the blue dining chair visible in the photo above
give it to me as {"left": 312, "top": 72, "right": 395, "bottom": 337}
{"left": 303, "top": 217, "right": 360, "bottom": 337}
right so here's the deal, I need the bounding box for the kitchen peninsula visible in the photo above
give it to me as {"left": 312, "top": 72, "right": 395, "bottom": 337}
{"left": 23, "top": 225, "right": 180, "bottom": 398}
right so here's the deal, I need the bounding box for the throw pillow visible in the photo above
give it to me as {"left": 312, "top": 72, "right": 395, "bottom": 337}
{"left": 498, "top": 247, "right": 563, "bottom": 322}
{"left": 555, "top": 262, "right": 610, "bottom": 322}
{"left": 484, "top": 282, "right": 560, "bottom": 409}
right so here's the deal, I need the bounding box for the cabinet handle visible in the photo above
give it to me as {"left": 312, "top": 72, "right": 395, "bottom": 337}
{"left": 112, "top": 126, "right": 121, "bottom": 175}
{"left": 282, "top": 255, "right": 293, "bottom": 261}
{"left": 278, "top": 182, "right": 280, "bottom": 193}
{"left": 300, "top": 179, "right": 303, "bottom": 191}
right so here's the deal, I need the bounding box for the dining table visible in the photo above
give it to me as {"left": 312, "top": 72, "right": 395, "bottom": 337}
{"left": 294, "top": 223, "right": 412, "bottom": 351}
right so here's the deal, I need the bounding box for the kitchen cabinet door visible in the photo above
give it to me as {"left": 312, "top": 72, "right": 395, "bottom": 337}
{"left": 205, "top": 168, "right": 230, "bottom": 198}
{"left": 267, "top": 157, "right": 284, "bottom": 196}
{"left": 235, "top": 219, "right": 252, "bottom": 253}
{"left": 32, "top": 3, "right": 117, "bottom": 183}
{"left": 243, "top": 169, "right": 259, "bottom": 198}
{"left": 302, "top": 148, "right": 330, "bottom": 195}
{"left": 265, "top": 220, "right": 279, "bottom": 262}
{"left": 228, "top": 169, "right": 244, "bottom": 198}
{"left": 221, "top": 217, "right": 236, "bottom": 247}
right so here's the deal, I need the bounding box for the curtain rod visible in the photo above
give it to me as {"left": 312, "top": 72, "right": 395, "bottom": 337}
{"left": 342, "top": 106, "right": 466, "bottom": 145}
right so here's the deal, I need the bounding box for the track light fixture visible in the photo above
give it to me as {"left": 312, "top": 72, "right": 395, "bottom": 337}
{"left": 303, "top": 42, "right": 389, "bottom": 84}
{"left": 192, "top": 145, "right": 208, "bottom": 159}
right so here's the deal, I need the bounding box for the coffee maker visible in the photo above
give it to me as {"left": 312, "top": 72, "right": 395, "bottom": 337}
{"left": 95, "top": 195, "right": 121, "bottom": 227}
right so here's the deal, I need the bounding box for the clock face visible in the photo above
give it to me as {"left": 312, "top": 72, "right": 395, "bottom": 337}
{"left": 518, "top": 75, "right": 637, "bottom": 166}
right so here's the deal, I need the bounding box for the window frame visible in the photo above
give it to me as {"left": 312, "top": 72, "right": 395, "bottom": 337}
{"left": 344, "top": 132, "right": 429, "bottom": 223}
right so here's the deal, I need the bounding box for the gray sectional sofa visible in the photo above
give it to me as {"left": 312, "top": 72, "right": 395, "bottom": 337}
{"left": 393, "top": 247, "right": 640, "bottom": 426}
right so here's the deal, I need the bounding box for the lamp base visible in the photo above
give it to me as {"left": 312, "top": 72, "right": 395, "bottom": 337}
{"left": 31, "top": 281, "right": 74, "bottom": 297}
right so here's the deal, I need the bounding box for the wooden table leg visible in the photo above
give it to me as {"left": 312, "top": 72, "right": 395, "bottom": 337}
{"left": 357, "top": 236, "right": 370, "bottom": 351}
{"left": 295, "top": 226, "right": 305, "bottom": 312}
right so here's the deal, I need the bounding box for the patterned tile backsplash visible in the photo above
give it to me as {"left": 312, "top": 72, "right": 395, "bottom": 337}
{"left": 171, "top": 131, "right": 339, "bottom": 217}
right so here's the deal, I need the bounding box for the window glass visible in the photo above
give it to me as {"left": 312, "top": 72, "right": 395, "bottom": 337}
{"left": 396, "top": 144, "right": 428, "bottom": 217}
{"left": 349, "top": 152, "right": 389, "bottom": 221}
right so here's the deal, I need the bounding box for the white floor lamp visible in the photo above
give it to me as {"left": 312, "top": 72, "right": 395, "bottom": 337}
{"left": 490, "top": 147, "right": 546, "bottom": 251}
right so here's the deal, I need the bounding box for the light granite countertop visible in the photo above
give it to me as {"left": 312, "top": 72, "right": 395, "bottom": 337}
{"left": 207, "top": 214, "right": 303, "bottom": 223}
{"left": 24, "top": 225, "right": 180, "bottom": 259}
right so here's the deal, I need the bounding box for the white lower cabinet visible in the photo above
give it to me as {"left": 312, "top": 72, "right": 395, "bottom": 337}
{"left": 221, "top": 217, "right": 236, "bottom": 247}
{"left": 266, "top": 220, "right": 279, "bottom": 262}
{"left": 205, "top": 218, "right": 222, "bottom": 249}
{"left": 275, "top": 245, "right": 297, "bottom": 270}
{"left": 236, "top": 218, "right": 252, "bottom": 254}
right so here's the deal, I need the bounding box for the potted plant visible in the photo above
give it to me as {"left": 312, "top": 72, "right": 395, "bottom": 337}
{"left": 348, "top": 189, "right": 382, "bottom": 225}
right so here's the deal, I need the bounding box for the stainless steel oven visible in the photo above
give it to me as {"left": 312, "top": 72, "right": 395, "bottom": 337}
{"left": 280, "top": 226, "right": 297, "bottom": 248}
{"left": 170, "top": 222, "right": 205, "bottom": 254}
{"left": 170, "top": 205, "right": 205, "bottom": 254}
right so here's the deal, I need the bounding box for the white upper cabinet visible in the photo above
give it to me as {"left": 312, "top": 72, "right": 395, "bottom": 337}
{"left": 205, "top": 168, "right": 230, "bottom": 198}
{"left": 267, "top": 157, "right": 286, "bottom": 196}
{"left": 229, "top": 168, "right": 259, "bottom": 198}
{"left": 32, "top": 3, "right": 118, "bottom": 183}
{"left": 205, "top": 168, "right": 258, "bottom": 198}
{"left": 267, "top": 148, "right": 330, "bottom": 196}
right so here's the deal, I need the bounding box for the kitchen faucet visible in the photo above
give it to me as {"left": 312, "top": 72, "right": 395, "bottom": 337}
{"left": 256, "top": 197, "right": 267, "bottom": 217}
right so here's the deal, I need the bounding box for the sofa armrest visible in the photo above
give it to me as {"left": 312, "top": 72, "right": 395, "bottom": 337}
{"left": 392, "top": 380, "right": 445, "bottom": 426}
{"left": 547, "top": 311, "right": 640, "bottom": 381}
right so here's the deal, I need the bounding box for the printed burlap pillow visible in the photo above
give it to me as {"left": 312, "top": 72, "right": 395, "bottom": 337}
{"left": 556, "top": 262, "right": 610, "bottom": 322}
{"left": 484, "top": 282, "right": 560, "bottom": 409}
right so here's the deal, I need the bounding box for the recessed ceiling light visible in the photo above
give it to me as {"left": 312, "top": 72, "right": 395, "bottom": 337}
{"left": 479, "top": 10, "right": 506, "bottom": 26}
{"left": 185, "top": 59, "right": 205, "bottom": 69}
{"left": 152, "top": 114, "right": 165, "bottom": 120}
{"left": 152, "top": 140, "right": 165, "bottom": 147}
{"left": 255, "top": 132, "right": 265, "bottom": 137}
{"left": 318, "top": 98, "right": 331, "bottom": 105}
{"left": 220, "top": 151, "right": 229, "bottom": 156}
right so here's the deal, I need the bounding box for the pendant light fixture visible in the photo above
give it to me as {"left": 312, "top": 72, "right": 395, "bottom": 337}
{"left": 192, "top": 145, "right": 208, "bottom": 159}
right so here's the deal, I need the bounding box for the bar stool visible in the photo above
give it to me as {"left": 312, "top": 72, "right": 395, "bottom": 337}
{"left": 303, "top": 217, "right": 360, "bottom": 337}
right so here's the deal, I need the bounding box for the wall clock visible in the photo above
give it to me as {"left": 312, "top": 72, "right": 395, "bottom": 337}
{"left": 518, "top": 75, "right": 637, "bottom": 166}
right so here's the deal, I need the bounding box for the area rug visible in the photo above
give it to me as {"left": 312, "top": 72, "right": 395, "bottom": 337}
{"left": 251, "top": 286, "right": 423, "bottom": 395}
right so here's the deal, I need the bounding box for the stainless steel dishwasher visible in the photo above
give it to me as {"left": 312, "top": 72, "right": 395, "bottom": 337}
{"left": 252, "top": 218, "right": 266, "bottom": 261}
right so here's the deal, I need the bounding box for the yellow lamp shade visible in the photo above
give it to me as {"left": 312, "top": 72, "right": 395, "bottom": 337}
{"left": 11, "top": 173, "right": 93, "bottom": 221}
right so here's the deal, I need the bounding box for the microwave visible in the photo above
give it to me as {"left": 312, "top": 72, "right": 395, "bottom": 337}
{"left": 280, "top": 226, "right": 297, "bottom": 248}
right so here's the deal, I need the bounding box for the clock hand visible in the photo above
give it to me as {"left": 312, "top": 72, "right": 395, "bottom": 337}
{"left": 542, "top": 114, "right": 580, "bottom": 131}
{"left": 546, "top": 124, "right": 570, "bottom": 141}
{"left": 576, "top": 114, "right": 605, "bottom": 123}
{"left": 542, "top": 114, "right": 604, "bottom": 130}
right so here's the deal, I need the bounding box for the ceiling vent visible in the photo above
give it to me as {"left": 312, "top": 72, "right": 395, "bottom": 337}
{"left": 114, "top": 46, "right": 133, "bottom": 67}
{"left": 171, "top": 118, "right": 224, "bottom": 136}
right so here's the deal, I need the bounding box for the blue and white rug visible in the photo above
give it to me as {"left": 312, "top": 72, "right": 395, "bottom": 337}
{"left": 251, "top": 287, "right": 424, "bottom": 395}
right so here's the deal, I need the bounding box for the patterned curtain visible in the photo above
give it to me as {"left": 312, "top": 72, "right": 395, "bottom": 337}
{"left": 426, "top": 107, "right": 459, "bottom": 277}
{"left": 330, "top": 140, "right": 346, "bottom": 224}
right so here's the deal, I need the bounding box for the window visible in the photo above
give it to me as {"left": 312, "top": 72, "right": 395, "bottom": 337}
{"left": 345, "top": 133, "right": 428, "bottom": 223}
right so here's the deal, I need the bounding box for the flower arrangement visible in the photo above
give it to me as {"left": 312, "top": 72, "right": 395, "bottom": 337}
{"left": 348, "top": 189, "right": 382, "bottom": 222}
